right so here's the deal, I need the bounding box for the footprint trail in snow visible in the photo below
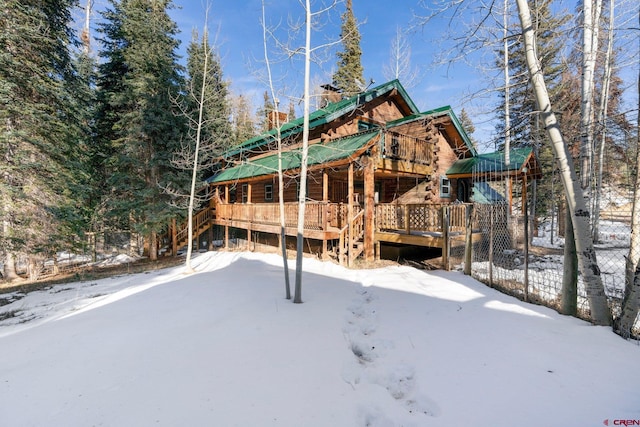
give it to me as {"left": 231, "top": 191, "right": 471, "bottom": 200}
{"left": 342, "top": 286, "right": 440, "bottom": 426}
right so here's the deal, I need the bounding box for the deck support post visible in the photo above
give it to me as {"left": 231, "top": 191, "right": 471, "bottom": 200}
{"left": 224, "top": 185, "right": 230, "bottom": 249}
{"left": 208, "top": 222, "right": 214, "bottom": 251}
{"left": 364, "top": 156, "right": 375, "bottom": 262}
{"left": 322, "top": 169, "right": 329, "bottom": 260}
{"left": 348, "top": 163, "right": 354, "bottom": 267}
{"left": 523, "top": 172, "right": 529, "bottom": 302}
{"left": 247, "top": 183, "right": 252, "bottom": 251}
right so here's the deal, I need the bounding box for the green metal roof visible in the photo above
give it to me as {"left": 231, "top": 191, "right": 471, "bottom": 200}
{"left": 209, "top": 130, "right": 380, "bottom": 184}
{"left": 446, "top": 147, "right": 534, "bottom": 176}
{"left": 386, "top": 106, "right": 478, "bottom": 157}
{"left": 223, "top": 79, "right": 418, "bottom": 158}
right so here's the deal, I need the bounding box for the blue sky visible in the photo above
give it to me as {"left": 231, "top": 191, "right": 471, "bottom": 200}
{"left": 83, "top": 0, "right": 638, "bottom": 152}
{"left": 81, "top": 0, "right": 507, "bottom": 149}
{"left": 165, "top": 0, "right": 494, "bottom": 145}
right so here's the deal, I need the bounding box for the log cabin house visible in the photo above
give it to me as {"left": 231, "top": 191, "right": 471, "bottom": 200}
{"left": 167, "top": 79, "right": 540, "bottom": 267}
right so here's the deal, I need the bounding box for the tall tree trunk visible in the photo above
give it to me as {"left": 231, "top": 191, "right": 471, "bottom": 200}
{"left": 261, "top": 0, "right": 290, "bottom": 299}
{"left": 184, "top": 11, "right": 211, "bottom": 274}
{"left": 579, "top": 0, "right": 602, "bottom": 208}
{"left": 515, "top": 0, "right": 611, "bottom": 326}
{"left": 503, "top": 0, "right": 513, "bottom": 218}
{"left": 503, "top": 0, "right": 511, "bottom": 166}
{"left": 561, "top": 205, "right": 578, "bottom": 315}
{"left": 293, "top": 0, "right": 312, "bottom": 304}
{"left": 3, "top": 252, "right": 19, "bottom": 281}
{"left": 616, "top": 22, "right": 640, "bottom": 337}
{"left": 592, "top": 0, "right": 614, "bottom": 243}
{"left": 149, "top": 231, "right": 158, "bottom": 261}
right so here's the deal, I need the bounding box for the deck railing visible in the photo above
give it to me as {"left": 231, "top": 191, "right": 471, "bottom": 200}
{"left": 216, "top": 201, "right": 467, "bottom": 235}
{"left": 382, "top": 131, "right": 434, "bottom": 165}
{"left": 375, "top": 203, "right": 469, "bottom": 234}
{"left": 216, "top": 202, "right": 362, "bottom": 231}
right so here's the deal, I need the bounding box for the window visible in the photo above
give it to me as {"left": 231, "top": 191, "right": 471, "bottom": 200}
{"left": 440, "top": 177, "right": 451, "bottom": 198}
{"left": 242, "top": 184, "right": 248, "bottom": 203}
{"left": 264, "top": 184, "right": 273, "bottom": 202}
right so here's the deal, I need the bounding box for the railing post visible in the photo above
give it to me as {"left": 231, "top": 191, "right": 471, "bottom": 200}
{"left": 348, "top": 163, "right": 354, "bottom": 267}
{"left": 442, "top": 205, "right": 450, "bottom": 271}
{"left": 464, "top": 204, "right": 473, "bottom": 275}
{"left": 404, "top": 205, "right": 410, "bottom": 235}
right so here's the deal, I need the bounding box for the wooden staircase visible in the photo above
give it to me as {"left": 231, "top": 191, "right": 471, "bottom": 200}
{"left": 166, "top": 207, "right": 214, "bottom": 255}
{"left": 336, "top": 209, "right": 365, "bottom": 266}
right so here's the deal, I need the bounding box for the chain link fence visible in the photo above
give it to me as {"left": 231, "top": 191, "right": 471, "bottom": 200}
{"left": 461, "top": 198, "right": 638, "bottom": 337}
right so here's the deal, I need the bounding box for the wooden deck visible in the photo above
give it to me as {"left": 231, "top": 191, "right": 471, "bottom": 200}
{"left": 168, "top": 201, "right": 478, "bottom": 267}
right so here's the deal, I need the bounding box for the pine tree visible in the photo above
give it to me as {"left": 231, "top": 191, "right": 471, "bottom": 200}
{"left": 183, "top": 29, "right": 233, "bottom": 178}
{"left": 96, "top": 0, "right": 187, "bottom": 260}
{"left": 0, "top": 0, "right": 88, "bottom": 278}
{"left": 257, "top": 90, "right": 275, "bottom": 133}
{"left": 459, "top": 109, "right": 478, "bottom": 149}
{"left": 230, "top": 94, "right": 257, "bottom": 145}
{"left": 495, "top": 0, "right": 567, "bottom": 149}
{"left": 332, "top": 0, "right": 364, "bottom": 98}
{"left": 494, "top": 0, "right": 568, "bottom": 217}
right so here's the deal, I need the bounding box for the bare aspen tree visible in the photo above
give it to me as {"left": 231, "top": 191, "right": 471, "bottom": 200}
{"left": 182, "top": 14, "right": 211, "bottom": 273}
{"left": 616, "top": 9, "right": 640, "bottom": 337}
{"left": 261, "top": 0, "right": 291, "bottom": 299}
{"left": 515, "top": 0, "right": 611, "bottom": 325}
{"left": 503, "top": 0, "right": 511, "bottom": 168}
{"left": 261, "top": 0, "right": 340, "bottom": 303}
{"left": 382, "top": 26, "right": 421, "bottom": 88}
{"left": 166, "top": 5, "right": 232, "bottom": 271}
{"left": 579, "top": 0, "right": 603, "bottom": 195}
{"left": 294, "top": 0, "right": 313, "bottom": 304}
{"left": 592, "top": 0, "right": 615, "bottom": 242}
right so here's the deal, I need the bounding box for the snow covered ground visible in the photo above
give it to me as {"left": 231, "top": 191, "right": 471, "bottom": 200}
{"left": 1, "top": 251, "right": 638, "bottom": 427}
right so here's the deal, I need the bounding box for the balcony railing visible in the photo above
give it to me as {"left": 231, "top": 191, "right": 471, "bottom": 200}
{"left": 382, "top": 131, "right": 434, "bottom": 165}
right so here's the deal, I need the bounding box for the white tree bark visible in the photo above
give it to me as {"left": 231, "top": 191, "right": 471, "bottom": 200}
{"left": 579, "top": 0, "right": 602, "bottom": 194}
{"left": 592, "top": 0, "right": 614, "bottom": 242}
{"left": 184, "top": 23, "right": 209, "bottom": 274}
{"left": 514, "top": 0, "right": 611, "bottom": 326}
{"left": 261, "top": 0, "right": 291, "bottom": 299}
{"left": 617, "top": 17, "right": 640, "bottom": 337}
{"left": 293, "top": 0, "right": 312, "bottom": 303}
{"left": 382, "top": 26, "right": 420, "bottom": 88}
{"left": 503, "top": 0, "right": 511, "bottom": 167}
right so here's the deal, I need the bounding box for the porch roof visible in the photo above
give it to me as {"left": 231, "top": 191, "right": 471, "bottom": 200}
{"left": 208, "top": 130, "right": 380, "bottom": 185}
{"left": 446, "top": 147, "right": 539, "bottom": 178}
